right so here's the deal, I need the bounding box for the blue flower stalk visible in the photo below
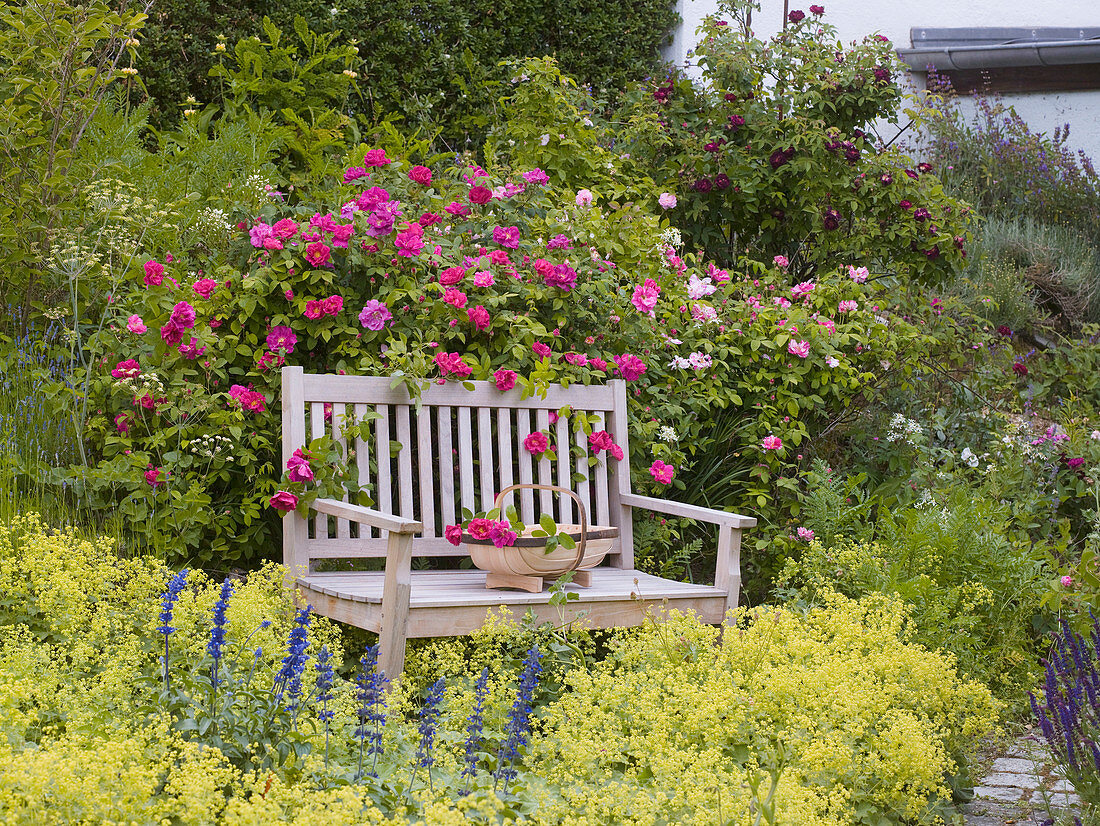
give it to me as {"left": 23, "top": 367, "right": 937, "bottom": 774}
{"left": 355, "top": 644, "right": 389, "bottom": 781}
{"left": 273, "top": 607, "right": 312, "bottom": 728}
{"left": 207, "top": 579, "right": 234, "bottom": 710}
{"left": 156, "top": 568, "right": 189, "bottom": 691}
{"left": 495, "top": 645, "right": 542, "bottom": 794}
{"left": 409, "top": 677, "right": 446, "bottom": 796}
{"left": 314, "top": 645, "right": 335, "bottom": 767}
{"left": 462, "top": 667, "right": 490, "bottom": 794}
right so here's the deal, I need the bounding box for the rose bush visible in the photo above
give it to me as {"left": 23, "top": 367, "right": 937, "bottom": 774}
{"left": 77, "top": 140, "right": 938, "bottom": 566}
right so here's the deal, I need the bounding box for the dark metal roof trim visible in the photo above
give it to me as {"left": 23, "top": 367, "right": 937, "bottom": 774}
{"left": 898, "top": 27, "right": 1100, "bottom": 71}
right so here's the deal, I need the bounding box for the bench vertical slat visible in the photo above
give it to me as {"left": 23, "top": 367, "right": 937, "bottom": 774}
{"left": 607, "top": 380, "right": 634, "bottom": 568}
{"left": 417, "top": 406, "right": 436, "bottom": 537}
{"left": 457, "top": 406, "right": 475, "bottom": 517}
{"left": 437, "top": 406, "right": 456, "bottom": 530}
{"left": 535, "top": 409, "right": 554, "bottom": 516}
{"left": 515, "top": 409, "right": 535, "bottom": 523}
{"left": 332, "top": 402, "right": 350, "bottom": 539}
{"left": 375, "top": 404, "right": 392, "bottom": 519}
{"left": 496, "top": 408, "right": 513, "bottom": 508}
{"left": 555, "top": 412, "right": 572, "bottom": 523}
{"left": 395, "top": 405, "right": 414, "bottom": 521}
{"left": 592, "top": 411, "right": 611, "bottom": 526}
{"left": 574, "top": 419, "right": 591, "bottom": 525}
{"left": 311, "top": 402, "right": 327, "bottom": 539}
{"left": 281, "top": 366, "right": 309, "bottom": 576}
{"left": 353, "top": 403, "right": 372, "bottom": 537}
{"left": 477, "top": 407, "right": 494, "bottom": 513}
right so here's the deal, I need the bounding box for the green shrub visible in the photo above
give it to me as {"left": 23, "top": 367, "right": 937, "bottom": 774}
{"left": 134, "top": 0, "right": 679, "bottom": 140}
{"left": 552, "top": 0, "right": 976, "bottom": 282}
{"left": 778, "top": 484, "right": 1049, "bottom": 703}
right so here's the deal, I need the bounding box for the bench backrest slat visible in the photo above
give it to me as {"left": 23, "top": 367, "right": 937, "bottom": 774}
{"left": 282, "top": 368, "right": 631, "bottom": 569}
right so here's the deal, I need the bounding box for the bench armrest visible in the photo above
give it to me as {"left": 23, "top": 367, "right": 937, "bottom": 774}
{"left": 312, "top": 498, "right": 423, "bottom": 534}
{"left": 619, "top": 493, "right": 757, "bottom": 529}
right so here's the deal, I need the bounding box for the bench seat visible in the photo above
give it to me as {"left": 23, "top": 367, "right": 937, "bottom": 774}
{"left": 295, "top": 568, "right": 728, "bottom": 637}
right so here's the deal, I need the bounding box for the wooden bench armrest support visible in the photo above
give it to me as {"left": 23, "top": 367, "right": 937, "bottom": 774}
{"left": 619, "top": 492, "right": 753, "bottom": 620}
{"left": 311, "top": 498, "right": 423, "bottom": 534}
{"left": 619, "top": 493, "right": 757, "bottom": 529}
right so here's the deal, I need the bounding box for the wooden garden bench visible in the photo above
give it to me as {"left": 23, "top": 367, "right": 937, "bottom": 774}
{"left": 280, "top": 366, "right": 756, "bottom": 678}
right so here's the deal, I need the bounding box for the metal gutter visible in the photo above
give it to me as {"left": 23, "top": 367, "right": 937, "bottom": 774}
{"left": 898, "top": 27, "right": 1100, "bottom": 71}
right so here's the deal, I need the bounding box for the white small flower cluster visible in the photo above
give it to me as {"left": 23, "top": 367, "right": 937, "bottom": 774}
{"left": 960, "top": 447, "right": 979, "bottom": 468}
{"left": 886, "top": 413, "right": 922, "bottom": 446}
{"left": 244, "top": 172, "right": 270, "bottom": 200}
{"left": 657, "top": 426, "right": 678, "bottom": 442}
{"left": 195, "top": 207, "right": 232, "bottom": 238}
{"left": 189, "top": 433, "right": 234, "bottom": 459}
{"left": 657, "top": 227, "right": 682, "bottom": 251}
{"left": 47, "top": 240, "right": 101, "bottom": 277}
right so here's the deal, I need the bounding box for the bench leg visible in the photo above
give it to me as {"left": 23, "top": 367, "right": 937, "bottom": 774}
{"left": 714, "top": 525, "right": 742, "bottom": 623}
{"left": 378, "top": 531, "right": 413, "bottom": 684}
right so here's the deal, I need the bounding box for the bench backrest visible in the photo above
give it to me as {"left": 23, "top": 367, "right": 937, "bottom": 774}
{"left": 281, "top": 367, "right": 634, "bottom": 572}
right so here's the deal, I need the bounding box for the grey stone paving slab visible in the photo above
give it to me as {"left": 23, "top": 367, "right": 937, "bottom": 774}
{"left": 981, "top": 771, "right": 1037, "bottom": 788}
{"left": 991, "top": 756, "right": 1039, "bottom": 774}
{"left": 974, "top": 784, "right": 1028, "bottom": 802}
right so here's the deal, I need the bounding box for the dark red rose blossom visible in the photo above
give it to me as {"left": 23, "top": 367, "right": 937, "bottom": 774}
{"left": 880, "top": 173, "right": 893, "bottom": 185}
{"left": 874, "top": 67, "right": 891, "bottom": 83}
{"left": 918, "top": 162, "right": 934, "bottom": 174}
{"left": 788, "top": 9, "right": 805, "bottom": 22}
{"left": 724, "top": 93, "right": 738, "bottom": 102}
{"left": 727, "top": 114, "right": 746, "bottom": 130}
{"left": 913, "top": 207, "right": 931, "bottom": 222}
{"left": 1068, "top": 457, "right": 1086, "bottom": 469}
{"left": 715, "top": 173, "right": 731, "bottom": 190}
{"left": 822, "top": 208, "right": 840, "bottom": 230}
{"left": 1013, "top": 362, "right": 1028, "bottom": 376}
{"left": 468, "top": 186, "right": 492, "bottom": 204}
{"left": 996, "top": 325, "right": 1013, "bottom": 338}
{"left": 809, "top": 4, "right": 824, "bottom": 13}
{"left": 693, "top": 177, "right": 713, "bottom": 193}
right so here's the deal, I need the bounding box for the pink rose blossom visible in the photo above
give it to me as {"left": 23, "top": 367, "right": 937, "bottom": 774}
{"left": 266, "top": 325, "right": 297, "bottom": 353}
{"left": 575, "top": 189, "right": 593, "bottom": 207}
{"left": 838, "top": 300, "right": 858, "bottom": 312}
{"left": 126, "top": 315, "right": 147, "bottom": 334}
{"left": 658, "top": 192, "right": 677, "bottom": 209}
{"left": 1062, "top": 575, "right": 1074, "bottom": 588}
{"left": 435, "top": 351, "right": 472, "bottom": 379}
{"left": 178, "top": 337, "right": 205, "bottom": 359}
{"left": 408, "top": 165, "right": 432, "bottom": 185}
{"left": 796, "top": 527, "right": 815, "bottom": 541}
{"left": 609, "top": 443, "right": 624, "bottom": 461}
{"left": 473, "top": 270, "right": 494, "bottom": 287}
{"left": 305, "top": 242, "right": 332, "bottom": 268}
{"left": 467, "top": 305, "right": 491, "bottom": 331}
{"left": 523, "top": 431, "right": 550, "bottom": 455}
{"left": 494, "top": 369, "right": 517, "bottom": 391}
{"left": 445, "top": 524, "right": 464, "bottom": 546}
{"left": 287, "top": 449, "right": 314, "bottom": 483}
{"left": 144, "top": 467, "right": 164, "bottom": 488}
{"left": 362, "top": 148, "right": 393, "bottom": 167}
{"left": 304, "top": 300, "right": 324, "bottom": 320}
{"left": 615, "top": 353, "right": 647, "bottom": 381}
{"left": 847, "top": 265, "right": 869, "bottom": 283}
{"left": 111, "top": 359, "right": 141, "bottom": 379}
{"left": 143, "top": 260, "right": 165, "bottom": 287}
{"left": 788, "top": 340, "right": 810, "bottom": 358}
{"left": 322, "top": 295, "right": 343, "bottom": 316}
{"left": 522, "top": 168, "right": 550, "bottom": 185}
{"left": 488, "top": 521, "right": 518, "bottom": 548}
{"left": 544, "top": 263, "right": 577, "bottom": 292}
{"left": 170, "top": 301, "right": 196, "bottom": 329}
{"left": 249, "top": 222, "right": 274, "bottom": 248}
{"left": 443, "top": 288, "right": 468, "bottom": 309}
{"left": 193, "top": 278, "right": 218, "bottom": 299}
{"left": 269, "top": 491, "right": 299, "bottom": 512}
{"left": 632, "top": 279, "right": 661, "bottom": 317}
{"left": 492, "top": 225, "right": 520, "bottom": 249}
{"left": 773, "top": 255, "right": 789, "bottom": 269}
{"left": 649, "top": 460, "right": 674, "bottom": 485}
{"left": 273, "top": 218, "right": 300, "bottom": 238}
{"left": 533, "top": 342, "right": 551, "bottom": 359}
{"left": 762, "top": 435, "right": 783, "bottom": 450}
{"left": 790, "top": 281, "right": 815, "bottom": 299}
{"left": 440, "top": 266, "right": 466, "bottom": 286}
{"left": 358, "top": 300, "right": 392, "bottom": 331}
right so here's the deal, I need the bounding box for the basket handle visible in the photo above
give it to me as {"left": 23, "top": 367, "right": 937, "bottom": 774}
{"left": 493, "top": 483, "right": 588, "bottom": 574}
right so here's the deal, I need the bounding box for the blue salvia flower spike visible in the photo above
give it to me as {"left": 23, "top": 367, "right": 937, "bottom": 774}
{"left": 207, "top": 579, "right": 234, "bottom": 701}
{"left": 495, "top": 645, "right": 543, "bottom": 794}
{"left": 157, "top": 569, "right": 189, "bottom": 691}
{"left": 462, "top": 667, "right": 490, "bottom": 793}
{"left": 410, "top": 677, "right": 446, "bottom": 796}
{"left": 274, "top": 607, "right": 312, "bottom": 727}
{"left": 315, "top": 646, "right": 335, "bottom": 768}
{"left": 355, "top": 644, "right": 389, "bottom": 781}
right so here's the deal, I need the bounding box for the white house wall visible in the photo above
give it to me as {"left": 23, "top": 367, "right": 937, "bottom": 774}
{"left": 667, "top": 0, "right": 1100, "bottom": 163}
